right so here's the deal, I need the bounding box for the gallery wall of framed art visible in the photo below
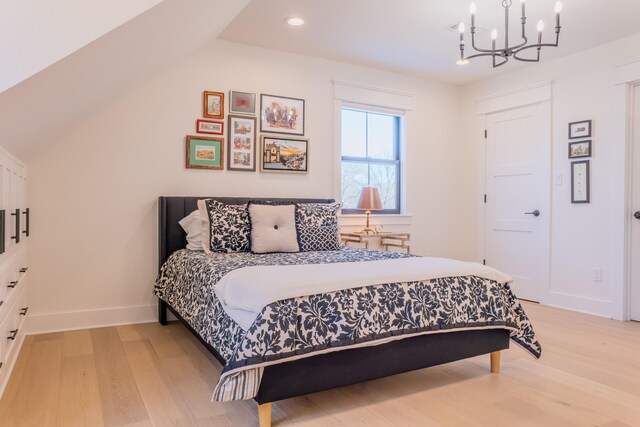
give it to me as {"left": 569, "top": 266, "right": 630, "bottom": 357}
{"left": 188, "top": 89, "right": 309, "bottom": 174}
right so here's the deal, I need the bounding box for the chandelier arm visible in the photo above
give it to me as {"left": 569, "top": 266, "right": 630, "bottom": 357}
{"left": 471, "top": 32, "right": 502, "bottom": 54}
{"left": 464, "top": 52, "right": 500, "bottom": 60}
{"left": 493, "top": 55, "right": 509, "bottom": 68}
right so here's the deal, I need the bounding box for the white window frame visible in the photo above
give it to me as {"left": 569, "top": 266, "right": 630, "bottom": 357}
{"left": 332, "top": 80, "right": 412, "bottom": 226}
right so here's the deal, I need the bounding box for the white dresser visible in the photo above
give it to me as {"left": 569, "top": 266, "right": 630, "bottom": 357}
{"left": 0, "top": 148, "right": 28, "bottom": 397}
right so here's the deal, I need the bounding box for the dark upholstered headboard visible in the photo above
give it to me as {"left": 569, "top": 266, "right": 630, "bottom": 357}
{"left": 158, "top": 196, "right": 335, "bottom": 268}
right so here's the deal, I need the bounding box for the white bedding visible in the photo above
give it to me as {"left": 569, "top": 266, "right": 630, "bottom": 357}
{"left": 214, "top": 256, "right": 513, "bottom": 329}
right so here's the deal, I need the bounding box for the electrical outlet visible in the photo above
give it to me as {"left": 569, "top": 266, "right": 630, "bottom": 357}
{"left": 592, "top": 268, "right": 602, "bottom": 282}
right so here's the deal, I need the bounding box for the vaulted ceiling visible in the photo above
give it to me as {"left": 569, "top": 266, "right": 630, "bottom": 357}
{"left": 220, "top": 0, "right": 640, "bottom": 84}
{"left": 2, "top": 0, "right": 640, "bottom": 162}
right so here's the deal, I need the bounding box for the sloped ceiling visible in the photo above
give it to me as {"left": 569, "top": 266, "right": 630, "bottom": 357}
{"left": 0, "top": 0, "right": 164, "bottom": 94}
{"left": 220, "top": 0, "right": 640, "bottom": 85}
{"left": 0, "top": 0, "right": 250, "bottom": 162}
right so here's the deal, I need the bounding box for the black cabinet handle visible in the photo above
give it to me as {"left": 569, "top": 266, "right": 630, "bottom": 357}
{"left": 7, "top": 281, "right": 18, "bottom": 289}
{"left": 19, "top": 267, "right": 28, "bottom": 273}
{"left": 10, "top": 209, "right": 20, "bottom": 244}
{"left": 20, "top": 307, "right": 28, "bottom": 316}
{"left": 524, "top": 210, "right": 541, "bottom": 217}
{"left": 22, "top": 208, "right": 29, "bottom": 236}
{"left": 8, "top": 329, "right": 18, "bottom": 340}
{"left": 0, "top": 210, "right": 5, "bottom": 254}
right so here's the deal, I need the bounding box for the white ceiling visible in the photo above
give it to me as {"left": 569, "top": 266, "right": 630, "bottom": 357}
{"left": 219, "top": 0, "right": 640, "bottom": 85}
{"left": 0, "top": 0, "right": 163, "bottom": 94}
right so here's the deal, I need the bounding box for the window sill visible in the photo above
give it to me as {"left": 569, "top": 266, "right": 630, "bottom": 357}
{"left": 338, "top": 214, "right": 413, "bottom": 227}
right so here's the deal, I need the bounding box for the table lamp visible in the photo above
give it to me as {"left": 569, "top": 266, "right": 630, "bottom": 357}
{"left": 357, "top": 186, "right": 382, "bottom": 234}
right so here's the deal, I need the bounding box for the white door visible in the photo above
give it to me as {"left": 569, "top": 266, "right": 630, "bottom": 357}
{"left": 485, "top": 102, "right": 550, "bottom": 302}
{"left": 630, "top": 85, "right": 640, "bottom": 321}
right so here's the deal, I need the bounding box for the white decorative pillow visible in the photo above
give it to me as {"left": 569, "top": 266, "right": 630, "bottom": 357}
{"left": 248, "top": 204, "right": 299, "bottom": 253}
{"left": 178, "top": 210, "right": 204, "bottom": 251}
{"left": 197, "top": 199, "right": 212, "bottom": 253}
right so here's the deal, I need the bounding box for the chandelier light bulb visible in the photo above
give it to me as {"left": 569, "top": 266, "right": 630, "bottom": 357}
{"left": 554, "top": 1, "right": 562, "bottom": 13}
{"left": 537, "top": 20, "right": 545, "bottom": 32}
{"left": 491, "top": 29, "right": 498, "bottom": 40}
{"left": 470, "top": 3, "right": 477, "bottom": 14}
{"left": 459, "top": 22, "right": 466, "bottom": 33}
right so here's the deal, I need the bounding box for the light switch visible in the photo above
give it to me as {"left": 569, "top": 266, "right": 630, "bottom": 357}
{"left": 554, "top": 173, "right": 562, "bottom": 186}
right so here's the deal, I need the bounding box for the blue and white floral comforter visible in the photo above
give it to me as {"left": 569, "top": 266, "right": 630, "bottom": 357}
{"left": 154, "top": 247, "right": 541, "bottom": 402}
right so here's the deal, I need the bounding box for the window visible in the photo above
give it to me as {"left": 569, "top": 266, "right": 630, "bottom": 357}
{"left": 341, "top": 107, "right": 401, "bottom": 214}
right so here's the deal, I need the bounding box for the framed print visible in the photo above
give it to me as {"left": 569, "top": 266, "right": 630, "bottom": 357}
{"left": 196, "top": 119, "right": 224, "bottom": 135}
{"left": 203, "top": 91, "right": 224, "bottom": 119}
{"left": 230, "top": 91, "right": 256, "bottom": 115}
{"left": 227, "top": 115, "right": 257, "bottom": 171}
{"left": 568, "top": 140, "right": 592, "bottom": 159}
{"left": 186, "top": 135, "right": 224, "bottom": 170}
{"left": 261, "top": 136, "right": 308, "bottom": 173}
{"left": 569, "top": 120, "right": 592, "bottom": 139}
{"left": 260, "top": 94, "right": 305, "bottom": 135}
{"left": 571, "top": 160, "right": 590, "bottom": 203}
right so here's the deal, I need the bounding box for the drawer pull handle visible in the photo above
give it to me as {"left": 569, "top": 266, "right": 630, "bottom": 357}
{"left": 7, "top": 281, "right": 18, "bottom": 289}
{"left": 0, "top": 210, "right": 5, "bottom": 254}
{"left": 20, "top": 307, "right": 28, "bottom": 316}
{"left": 8, "top": 329, "right": 18, "bottom": 340}
{"left": 22, "top": 208, "right": 29, "bottom": 236}
{"left": 19, "top": 267, "right": 28, "bottom": 273}
{"left": 0, "top": 362, "right": 3, "bottom": 370}
{"left": 10, "top": 209, "right": 20, "bottom": 244}
{"left": 0, "top": 300, "right": 3, "bottom": 308}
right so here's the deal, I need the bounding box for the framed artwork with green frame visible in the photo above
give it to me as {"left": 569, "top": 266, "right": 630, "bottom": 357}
{"left": 186, "top": 135, "right": 224, "bottom": 170}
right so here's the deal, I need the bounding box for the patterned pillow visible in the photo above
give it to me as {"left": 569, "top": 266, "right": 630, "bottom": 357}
{"left": 295, "top": 203, "right": 341, "bottom": 251}
{"left": 205, "top": 200, "right": 251, "bottom": 253}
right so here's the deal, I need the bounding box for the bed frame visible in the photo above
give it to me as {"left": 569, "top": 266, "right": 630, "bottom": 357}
{"left": 158, "top": 196, "right": 509, "bottom": 427}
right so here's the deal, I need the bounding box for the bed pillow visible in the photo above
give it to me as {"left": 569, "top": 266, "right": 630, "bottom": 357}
{"left": 295, "top": 203, "right": 341, "bottom": 251}
{"left": 197, "top": 199, "right": 213, "bottom": 253}
{"left": 248, "top": 203, "right": 299, "bottom": 253}
{"left": 205, "top": 200, "right": 251, "bottom": 253}
{"left": 178, "top": 210, "right": 204, "bottom": 251}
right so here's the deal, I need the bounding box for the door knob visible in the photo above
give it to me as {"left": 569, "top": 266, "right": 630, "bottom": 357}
{"left": 635, "top": 211, "right": 640, "bottom": 220}
{"left": 525, "top": 210, "right": 540, "bottom": 217}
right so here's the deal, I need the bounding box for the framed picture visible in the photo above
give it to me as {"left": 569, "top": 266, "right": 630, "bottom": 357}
{"left": 261, "top": 136, "right": 308, "bottom": 173}
{"left": 569, "top": 120, "right": 592, "bottom": 139}
{"left": 196, "top": 119, "right": 224, "bottom": 135}
{"left": 230, "top": 91, "right": 256, "bottom": 115}
{"left": 571, "top": 160, "right": 590, "bottom": 203}
{"left": 186, "top": 135, "right": 224, "bottom": 170}
{"left": 260, "top": 94, "right": 305, "bottom": 135}
{"left": 203, "top": 91, "right": 224, "bottom": 119}
{"left": 227, "top": 115, "right": 257, "bottom": 171}
{"left": 568, "top": 140, "right": 592, "bottom": 158}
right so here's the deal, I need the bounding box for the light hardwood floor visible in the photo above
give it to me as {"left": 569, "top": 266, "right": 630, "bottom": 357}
{"left": 1, "top": 302, "right": 639, "bottom": 426}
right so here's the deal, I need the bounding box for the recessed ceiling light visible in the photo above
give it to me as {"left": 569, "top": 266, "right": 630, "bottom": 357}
{"left": 286, "top": 17, "right": 305, "bottom": 26}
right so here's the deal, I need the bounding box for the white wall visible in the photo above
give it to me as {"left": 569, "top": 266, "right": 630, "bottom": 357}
{"left": 0, "top": 0, "right": 162, "bottom": 93}
{"left": 26, "top": 40, "right": 469, "bottom": 332}
{"left": 462, "top": 33, "right": 640, "bottom": 318}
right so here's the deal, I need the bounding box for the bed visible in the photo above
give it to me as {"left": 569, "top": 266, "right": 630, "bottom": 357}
{"left": 155, "top": 196, "right": 541, "bottom": 427}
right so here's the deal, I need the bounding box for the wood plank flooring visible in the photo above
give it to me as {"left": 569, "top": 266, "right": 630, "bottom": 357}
{"left": 1, "top": 302, "right": 639, "bottom": 426}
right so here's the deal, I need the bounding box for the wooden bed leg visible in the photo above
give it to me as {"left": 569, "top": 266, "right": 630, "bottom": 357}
{"left": 490, "top": 351, "right": 501, "bottom": 373}
{"left": 258, "top": 403, "right": 272, "bottom": 427}
{"left": 158, "top": 299, "right": 168, "bottom": 326}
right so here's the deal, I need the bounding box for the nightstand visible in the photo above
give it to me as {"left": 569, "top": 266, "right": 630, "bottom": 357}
{"left": 340, "top": 232, "right": 411, "bottom": 254}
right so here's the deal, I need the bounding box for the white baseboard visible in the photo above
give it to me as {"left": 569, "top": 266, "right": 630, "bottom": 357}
{"left": 545, "top": 291, "right": 612, "bottom": 319}
{"left": 25, "top": 304, "right": 158, "bottom": 335}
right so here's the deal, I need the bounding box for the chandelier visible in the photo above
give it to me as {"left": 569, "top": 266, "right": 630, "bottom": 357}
{"left": 457, "top": 0, "right": 562, "bottom": 67}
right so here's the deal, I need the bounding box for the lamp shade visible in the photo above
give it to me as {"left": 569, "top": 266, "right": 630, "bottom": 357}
{"left": 356, "top": 187, "right": 383, "bottom": 211}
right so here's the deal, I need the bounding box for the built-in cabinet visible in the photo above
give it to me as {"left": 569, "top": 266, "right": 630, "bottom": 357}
{"left": 0, "top": 148, "right": 28, "bottom": 398}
